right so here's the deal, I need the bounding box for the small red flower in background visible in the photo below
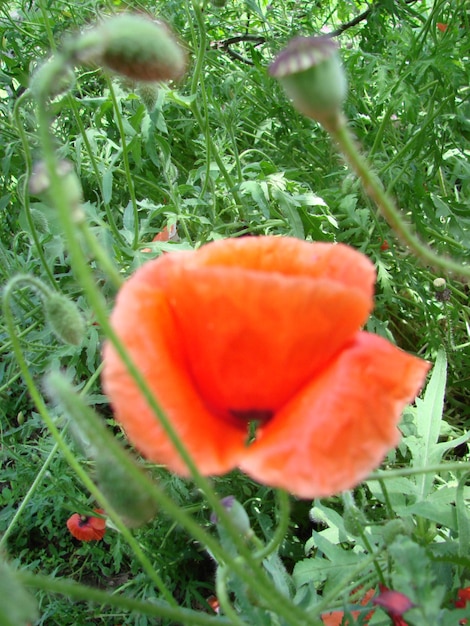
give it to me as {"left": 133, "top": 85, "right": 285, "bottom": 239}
{"left": 437, "top": 22, "right": 448, "bottom": 32}
{"left": 321, "top": 588, "right": 375, "bottom": 625}
{"left": 373, "top": 586, "right": 414, "bottom": 625}
{"left": 206, "top": 595, "right": 220, "bottom": 614}
{"left": 141, "top": 223, "right": 178, "bottom": 252}
{"left": 380, "top": 239, "right": 390, "bottom": 251}
{"left": 103, "top": 237, "right": 430, "bottom": 498}
{"left": 67, "top": 509, "right": 106, "bottom": 541}
{"left": 455, "top": 586, "right": 470, "bottom": 624}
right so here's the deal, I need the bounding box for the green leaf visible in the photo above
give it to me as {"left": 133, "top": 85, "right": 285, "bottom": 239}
{"left": 406, "top": 349, "right": 447, "bottom": 500}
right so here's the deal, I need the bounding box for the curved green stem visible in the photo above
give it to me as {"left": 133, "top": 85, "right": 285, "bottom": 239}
{"left": 254, "top": 490, "right": 290, "bottom": 562}
{"left": 216, "top": 565, "right": 250, "bottom": 626}
{"left": 329, "top": 114, "right": 470, "bottom": 279}
{"left": 18, "top": 571, "right": 233, "bottom": 626}
{"left": 12, "top": 91, "right": 58, "bottom": 288}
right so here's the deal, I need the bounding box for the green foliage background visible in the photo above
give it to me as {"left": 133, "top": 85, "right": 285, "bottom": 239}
{"left": 0, "top": 0, "right": 469, "bottom": 624}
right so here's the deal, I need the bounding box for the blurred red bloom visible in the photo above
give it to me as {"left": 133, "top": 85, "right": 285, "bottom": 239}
{"left": 437, "top": 22, "right": 448, "bottom": 32}
{"left": 380, "top": 239, "right": 390, "bottom": 251}
{"left": 67, "top": 509, "right": 106, "bottom": 541}
{"left": 206, "top": 595, "right": 220, "bottom": 614}
{"left": 321, "top": 588, "right": 375, "bottom": 625}
{"left": 373, "top": 586, "right": 413, "bottom": 624}
{"left": 455, "top": 586, "right": 470, "bottom": 624}
{"left": 102, "top": 237, "right": 430, "bottom": 498}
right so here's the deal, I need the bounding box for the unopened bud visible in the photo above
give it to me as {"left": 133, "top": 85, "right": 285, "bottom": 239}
{"left": 211, "top": 496, "right": 252, "bottom": 538}
{"left": 43, "top": 293, "right": 85, "bottom": 345}
{"left": 269, "top": 36, "right": 347, "bottom": 131}
{"left": 74, "top": 14, "right": 187, "bottom": 83}
{"left": 30, "top": 54, "right": 75, "bottom": 101}
{"left": 136, "top": 82, "right": 159, "bottom": 112}
{"left": 94, "top": 453, "right": 158, "bottom": 528}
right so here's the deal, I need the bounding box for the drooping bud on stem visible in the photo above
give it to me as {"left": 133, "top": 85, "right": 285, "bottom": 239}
{"left": 43, "top": 292, "right": 85, "bottom": 346}
{"left": 46, "top": 371, "right": 159, "bottom": 529}
{"left": 4, "top": 275, "right": 85, "bottom": 346}
{"left": 71, "top": 14, "right": 187, "bottom": 83}
{"left": 269, "top": 36, "right": 347, "bottom": 131}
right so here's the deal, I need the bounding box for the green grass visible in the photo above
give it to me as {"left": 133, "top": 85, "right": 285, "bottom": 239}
{"left": 1, "top": 0, "right": 470, "bottom": 624}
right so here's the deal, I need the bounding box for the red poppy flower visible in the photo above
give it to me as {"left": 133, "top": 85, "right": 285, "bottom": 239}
{"left": 66, "top": 509, "right": 106, "bottom": 541}
{"left": 102, "top": 237, "right": 430, "bottom": 498}
{"left": 321, "top": 587, "right": 375, "bottom": 625}
{"left": 455, "top": 586, "right": 470, "bottom": 624}
{"left": 437, "top": 22, "right": 448, "bottom": 32}
{"left": 373, "top": 586, "right": 413, "bottom": 624}
{"left": 380, "top": 239, "right": 390, "bottom": 251}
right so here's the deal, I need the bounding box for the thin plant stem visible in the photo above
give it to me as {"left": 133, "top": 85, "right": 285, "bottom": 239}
{"left": 216, "top": 566, "right": 250, "bottom": 626}
{"left": 106, "top": 77, "right": 140, "bottom": 248}
{"left": 17, "top": 571, "right": 234, "bottom": 626}
{"left": 329, "top": 114, "right": 470, "bottom": 279}
{"left": 66, "top": 93, "right": 128, "bottom": 248}
{"left": 12, "top": 92, "right": 58, "bottom": 288}
{"left": 369, "top": 461, "right": 470, "bottom": 481}
{"left": 0, "top": 441, "right": 59, "bottom": 549}
{"left": 254, "top": 489, "right": 290, "bottom": 561}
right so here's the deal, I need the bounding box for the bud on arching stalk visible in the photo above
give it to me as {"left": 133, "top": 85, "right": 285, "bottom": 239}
{"left": 43, "top": 292, "right": 86, "bottom": 346}
{"left": 46, "top": 371, "right": 159, "bottom": 529}
{"left": 269, "top": 36, "right": 347, "bottom": 131}
{"left": 94, "top": 451, "right": 158, "bottom": 528}
{"left": 72, "top": 14, "right": 187, "bottom": 83}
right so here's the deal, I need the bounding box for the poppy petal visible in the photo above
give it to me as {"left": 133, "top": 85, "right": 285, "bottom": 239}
{"left": 102, "top": 280, "right": 247, "bottom": 476}
{"left": 155, "top": 239, "right": 375, "bottom": 417}
{"left": 240, "top": 332, "right": 430, "bottom": 498}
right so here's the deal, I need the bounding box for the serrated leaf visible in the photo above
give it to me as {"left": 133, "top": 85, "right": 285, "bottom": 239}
{"left": 408, "top": 349, "right": 447, "bottom": 500}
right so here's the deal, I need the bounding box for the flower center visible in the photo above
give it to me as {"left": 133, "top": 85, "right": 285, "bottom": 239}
{"left": 229, "top": 408, "right": 274, "bottom": 424}
{"left": 78, "top": 515, "right": 90, "bottom": 527}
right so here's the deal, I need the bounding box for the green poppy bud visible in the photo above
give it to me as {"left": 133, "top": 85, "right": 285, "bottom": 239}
{"left": 211, "top": 496, "right": 252, "bottom": 539}
{"left": 46, "top": 371, "right": 159, "bottom": 529}
{"left": 43, "top": 292, "right": 85, "bottom": 346}
{"left": 269, "top": 36, "right": 347, "bottom": 131}
{"left": 73, "top": 14, "right": 187, "bottom": 83}
{"left": 382, "top": 518, "right": 411, "bottom": 545}
{"left": 94, "top": 453, "right": 158, "bottom": 528}
{"left": 136, "top": 82, "right": 159, "bottom": 112}
{"left": 29, "top": 54, "right": 75, "bottom": 101}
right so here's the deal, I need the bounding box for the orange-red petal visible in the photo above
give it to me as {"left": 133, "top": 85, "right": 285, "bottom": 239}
{"left": 240, "top": 332, "right": 430, "bottom": 498}
{"left": 145, "top": 238, "right": 375, "bottom": 418}
{"left": 102, "top": 279, "right": 247, "bottom": 476}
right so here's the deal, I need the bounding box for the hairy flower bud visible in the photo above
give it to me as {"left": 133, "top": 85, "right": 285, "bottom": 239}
{"left": 43, "top": 293, "right": 85, "bottom": 345}
{"left": 269, "top": 36, "right": 347, "bottom": 131}
{"left": 74, "top": 14, "right": 187, "bottom": 83}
